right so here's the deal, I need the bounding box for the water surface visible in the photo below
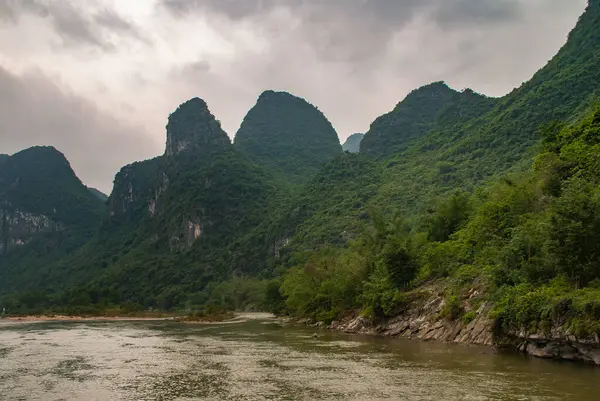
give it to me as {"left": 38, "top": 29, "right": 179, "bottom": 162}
{"left": 1, "top": 314, "right": 599, "bottom": 400}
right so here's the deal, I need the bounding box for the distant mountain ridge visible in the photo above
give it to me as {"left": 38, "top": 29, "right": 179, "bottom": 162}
{"left": 342, "top": 133, "right": 364, "bottom": 153}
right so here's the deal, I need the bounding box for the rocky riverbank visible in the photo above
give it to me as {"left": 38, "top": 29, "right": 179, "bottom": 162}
{"left": 287, "top": 285, "right": 600, "bottom": 366}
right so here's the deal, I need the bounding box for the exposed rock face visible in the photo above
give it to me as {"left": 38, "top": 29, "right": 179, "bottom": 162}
{"left": 169, "top": 217, "right": 203, "bottom": 250}
{"left": 329, "top": 286, "right": 494, "bottom": 346}
{"left": 165, "top": 97, "right": 230, "bottom": 157}
{"left": 325, "top": 285, "right": 600, "bottom": 365}
{"left": 234, "top": 90, "right": 342, "bottom": 184}
{"left": 516, "top": 339, "right": 600, "bottom": 365}
{"left": 0, "top": 146, "right": 104, "bottom": 255}
{"left": 342, "top": 133, "right": 364, "bottom": 153}
{"left": 108, "top": 157, "right": 161, "bottom": 218}
{"left": 0, "top": 209, "right": 57, "bottom": 254}
{"left": 103, "top": 96, "right": 272, "bottom": 262}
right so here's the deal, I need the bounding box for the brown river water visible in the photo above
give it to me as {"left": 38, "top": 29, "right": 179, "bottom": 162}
{"left": 1, "top": 313, "right": 599, "bottom": 400}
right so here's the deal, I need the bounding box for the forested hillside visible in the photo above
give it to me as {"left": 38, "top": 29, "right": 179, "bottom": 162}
{"left": 273, "top": 105, "right": 600, "bottom": 341}
{"left": 0, "top": 98, "right": 281, "bottom": 312}
{"left": 0, "top": 147, "right": 105, "bottom": 292}
{"left": 360, "top": 83, "right": 497, "bottom": 159}
{"left": 0, "top": 0, "right": 599, "bottom": 328}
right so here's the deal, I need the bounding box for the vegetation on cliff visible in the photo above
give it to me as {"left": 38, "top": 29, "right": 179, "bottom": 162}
{"left": 0, "top": 147, "right": 105, "bottom": 293}
{"left": 270, "top": 106, "right": 600, "bottom": 341}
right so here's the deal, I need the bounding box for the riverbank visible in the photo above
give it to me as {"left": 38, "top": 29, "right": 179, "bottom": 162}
{"left": 2, "top": 315, "right": 174, "bottom": 322}
{"left": 282, "top": 284, "right": 600, "bottom": 366}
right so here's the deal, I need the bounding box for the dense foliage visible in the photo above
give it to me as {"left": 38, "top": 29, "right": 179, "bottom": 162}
{"left": 234, "top": 90, "right": 343, "bottom": 187}
{"left": 272, "top": 107, "right": 600, "bottom": 338}
{"left": 360, "top": 83, "right": 497, "bottom": 158}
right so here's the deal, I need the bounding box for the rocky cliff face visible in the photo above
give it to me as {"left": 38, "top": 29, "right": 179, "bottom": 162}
{"left": 74, "top": 96, "right": 275, "bottom": 286}
{"left": 108, "top": 157, "right": 162, "bottom": 219}
{"left": 342, "top": 133, "right": 364, "bottom": 153}
{"left": 0, "top": 147, "right": 104, "bottom": 251}
{"left": 0, "top": 209, "right": 57, "bottom": 255}
{"left": 327, "top": 284, "right": 493, "bottom": 345}
{"left": 322, "top": 284, "right": 600, "bottom": 365}
{"left": 165, "top": 97, "right": 230, "bottom": 156}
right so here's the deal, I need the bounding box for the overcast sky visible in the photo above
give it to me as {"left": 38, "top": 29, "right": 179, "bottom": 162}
{"left": 0, "top": 0, "right": 588, "bottom": 193}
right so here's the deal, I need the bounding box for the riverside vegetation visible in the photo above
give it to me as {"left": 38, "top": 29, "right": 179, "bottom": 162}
{"left": 1, "top": 0, "right": 600, "bottom": 359}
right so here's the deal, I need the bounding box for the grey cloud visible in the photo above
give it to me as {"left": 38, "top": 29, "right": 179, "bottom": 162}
{"left": 0, "top": 66, "right": 159, "bottom": 193}
{"left": 159, "top": 0, "right": 523, "bottom": 65}
{"left": 0, "top": 0, "right": 146, "bottom": 49}
{"left": 434, "top": 0, "right": 521, "bottom": 28}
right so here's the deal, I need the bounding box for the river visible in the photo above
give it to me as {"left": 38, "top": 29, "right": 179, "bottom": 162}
{"left": 1, "top": 313, "right": 598, "bottom": 400}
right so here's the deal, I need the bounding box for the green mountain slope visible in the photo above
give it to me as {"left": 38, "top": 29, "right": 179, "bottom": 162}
{"left": 342, "top": 133, "right": 364, "bottom": 153}
{"left": 0, "top": 146, "right": 105, "bottom": 292}
{"left": 234, "top": 90, "right": 343, "bottom": 186}
{"left": 372, "top": 0, "right": 600, "bottom": 212}
{"left": 360, "top": 83, "right": 497, "bottom": 158}
{"left": 272, "top": 0, "right": 600, "bottom": 258}
{"left": 274, "top": 104, "right": 600, "bottom": 338}
{"left": 0, "top": 98, "right": 278, "bottom": 310}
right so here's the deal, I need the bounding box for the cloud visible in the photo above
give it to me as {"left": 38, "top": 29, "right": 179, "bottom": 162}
{"left": 0, "top": 0, "right": 146, "bottom": 50}
{"left": 158, "top": 0, "right": 523, "bottom": 63}
{"left": 0, "top": 65, "right": 159, "bottom": 193}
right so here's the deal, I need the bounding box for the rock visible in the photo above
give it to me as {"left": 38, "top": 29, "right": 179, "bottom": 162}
{"left": 345, "top": 316, "right": 369, "bottom": 333}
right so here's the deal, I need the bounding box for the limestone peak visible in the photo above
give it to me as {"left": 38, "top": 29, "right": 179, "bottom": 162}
{"left": 165, "top": 97, "right": 230, "bottom": 156}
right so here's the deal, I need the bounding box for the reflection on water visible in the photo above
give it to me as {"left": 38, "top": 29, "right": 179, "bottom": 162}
{"left": 1, "top": 314, "right": 599, "bottom": 400}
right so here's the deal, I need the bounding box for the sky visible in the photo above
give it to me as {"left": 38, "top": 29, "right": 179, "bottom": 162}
{"left": 0, "top": 0, "right": 588, "bottom": 193}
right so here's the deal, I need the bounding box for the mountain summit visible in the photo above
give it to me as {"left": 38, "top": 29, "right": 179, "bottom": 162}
{"left": 165, "top": 97, "right": 230, "bottom": 156}
{"left": 234, "top": 90, "right": 342, "bottom": 185}
{"left": 360, "top": 82, "right": 496, "bottom": 158}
